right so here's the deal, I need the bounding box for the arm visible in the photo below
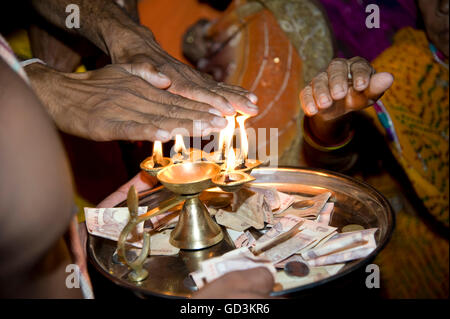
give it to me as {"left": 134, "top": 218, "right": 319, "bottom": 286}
{"left": 30, "top": 0, "right": 259, "bottom": 116}
{"left": 0, "top": 59, "right": 81, "bottom": 298}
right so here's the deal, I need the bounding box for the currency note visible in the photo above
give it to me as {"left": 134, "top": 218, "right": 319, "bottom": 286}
{"left": 302, "top": 228, "right": 378, "bottom": 266}
{"left": 149, "top": 229, "right": 180, "bottom": 255}
{"left": 234, "top": 230, "right": 257, "bottom": 248}
{"left": 248, "top": 186, "right": 281, "bottom": 211}
{"left": 278, "top": 192, "right": 331, "bottom": 219}
{"left": 256, "top": 216, "right": 336, "bottom": 264}
{"left": 215, "top": 209, "right": 252, "bottom": 231}
{"left": 316, "top": 202, "right": 334, "bottom": 225}
{"left": 150, "top": 210, "right": 179, "bottom": 230}
{"left": 273, "top": 192, "right": 296, "bottom": 215}
{"left": 275, "top": 263, "right": 345, "bottom": 290}
{"left": 231, "top": 190, "right": 265, "bottom": 229}
{"left": 191, "top": 247, "right": 276, "bottom": 289}
{"left": 256, "top": 215, "right": 336, "bottom": 246}
{"left": 85, "top": 207, "right": 147, "bottom": 247}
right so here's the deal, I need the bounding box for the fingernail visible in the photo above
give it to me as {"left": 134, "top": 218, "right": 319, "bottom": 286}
{"left": 209, "top": 108, "right": 223, "bottom": 116}
{"left": 308, "top": 104, "right": 317, "bottom": 115}
{"left": 247, "top": 101, "right": 259, "bottom": 111}
{"left": 211, "top": 116, "right": 227, "bottom": 128}
{"left": 356, "top": 79, "right": 365, "bottom": 89}
{"left": 319, "top": 95, "right": 330, "bottom": 107}
{"left": 248, "top": 93, "right": 258, "bottom": 104}
{"left": 157, "top": 72, "right": 170, "bottom": 81}
{"left": 333, "top": 85, "right": 344, "bottom": 97}
{"left": 156, "top": 129, "right": 171, "bottom": 141}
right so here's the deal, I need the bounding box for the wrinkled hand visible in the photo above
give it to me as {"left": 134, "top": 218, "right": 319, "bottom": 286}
{"left": 26, "top": 63, "right": 229, "bottom": 142}
{"left": 107, "top": 26, "right": 259, "bottom": 116}
{"left": 299, "top": 57, "right": 393, "bottom": 145}
{"left": 192, "top": 267, "right": 275, "bottom": 299}
{"left": 300, "top": 57, "right": 394, "bottom": 121}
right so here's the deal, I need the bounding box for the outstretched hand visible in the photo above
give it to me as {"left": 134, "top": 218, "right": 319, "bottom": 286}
{"left": 300, "top": 57, "right": 394, "bottom": 121}
{"left": 108, "top": 26, "right": 259, "bottom": 117}
{"left": 26, "top": 63, "right": 230, "bottom": 142}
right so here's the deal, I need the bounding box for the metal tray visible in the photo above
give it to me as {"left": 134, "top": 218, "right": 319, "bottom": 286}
{"left": 88, "top": 167, "right": 395, "bottom": 298}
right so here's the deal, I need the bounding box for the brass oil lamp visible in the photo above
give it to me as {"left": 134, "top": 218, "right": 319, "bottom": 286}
{"left": 117, "top": 115, "right": 262, "bottom": 282}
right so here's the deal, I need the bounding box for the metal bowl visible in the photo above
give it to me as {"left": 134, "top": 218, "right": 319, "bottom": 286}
{"left": 88, "top": 167, "right": 395, "bottom": 298}
{"left": 156, "top": 161, "right": 221, "bottom": 195}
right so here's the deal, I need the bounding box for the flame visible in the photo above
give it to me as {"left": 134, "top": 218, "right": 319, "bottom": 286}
{"left": 236, "top": 115, "right": 250, "bottom": 161}
{"left": 153, "top": 140, "right": 163, "bottom": 164}
{"left": 174, "top": 134, "right": 187, "bottom": 154}
{"left": 219, "top": 116, "right": 236, "bottom": 155}
{"left": 225, "top": 147, "right": 236, "bottom": 173}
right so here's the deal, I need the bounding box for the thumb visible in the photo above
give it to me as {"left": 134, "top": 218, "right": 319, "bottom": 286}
{"left": 365, "top": 72, "right": 394, "bottom": 101}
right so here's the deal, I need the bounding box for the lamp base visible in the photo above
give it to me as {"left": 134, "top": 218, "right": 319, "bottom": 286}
{"left": 170, "top": 196, "right": 223, "bottom": 250}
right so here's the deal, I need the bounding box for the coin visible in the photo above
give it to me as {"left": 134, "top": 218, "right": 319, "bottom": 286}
{"left": 341, "top": 224, "right": 365, "bottom": 232}
{"left": 292, "top": 200, "right": 315, "bottom": 210}
{"left": 284, "top": 261, "right": 310, "bottom": 277}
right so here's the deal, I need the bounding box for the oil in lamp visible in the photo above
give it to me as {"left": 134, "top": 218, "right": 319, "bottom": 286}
{"left": 171, "top": 135, "right": 190, "bottom": 163}
{"left": 140, "top": 141, "right": 173, "bottom": 176}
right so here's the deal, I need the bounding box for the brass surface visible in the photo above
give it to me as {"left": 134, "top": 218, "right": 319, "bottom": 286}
{"left": 212, "top": 171, "right": 255, "bottom": 192}
{"left": 140, "top": 156, "right": 173, "bottom": 177}
{"left": 90, "top": 167, "right": 395, "bottom": 297}
{"left": 157, "top": 161, "right": 221, "bottom": 195}
{"left": 170, "top": 196, "right": 224, "bottom": 249}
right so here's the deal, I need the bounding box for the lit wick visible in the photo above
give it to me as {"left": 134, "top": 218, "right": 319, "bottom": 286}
{"left": 152, "top": 141, "right": 164, "bottom": 167}
{"left": 224, "top": 147, "right": 237, "bottom": 183}
{"left": 172, "top": 135, "right": 189, "bottom": 163}
{"left": 236, "top": 115, "right": 250, "bottom": 169}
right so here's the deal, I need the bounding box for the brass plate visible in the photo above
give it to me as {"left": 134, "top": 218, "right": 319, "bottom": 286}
{"left": 88, "top": 167, "right": 394, "bottom": 298}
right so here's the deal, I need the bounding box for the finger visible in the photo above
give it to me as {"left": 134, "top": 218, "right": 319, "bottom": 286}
{"left": 120, "top": 63, "right": 172, "bottom": 89}
{"left": 299, "top": 85, "right": 318, "bottom": 116}
{"left": 120, "top": 93, "right": 228, "bottom": 129}
{"left": 217, "top": 82, "right": 258, "bottom": 103}
{"left": 327, "top": 58, "right": 349, "bottom": 100}
{"left": 365, "top": 72, "right": 394, "bottom": 101}
{"left": 118, "top": 109, "right": 216, "bottom": 137}
{"left": 348, "top": 57, "right": 373, "bottom": 91}
{"left": 243, "top": 267, "right": 275, "bottom": 293}
{"left": 311, "top": 72, "right": 333, "bottom": 109}
{"left": 225, "top": 268, "right": 274, "bottom": 294}
{"left": 101, "top": 120, "right": 172, "bottom": 142}
{"left": 217, "top": 87, "right": 259, "bottom": 116}
{"left": 171, "top": 84, "right": 237, "bottom": 116}
{"left": 137, "top": 87, "right": 229, "bottom": 122}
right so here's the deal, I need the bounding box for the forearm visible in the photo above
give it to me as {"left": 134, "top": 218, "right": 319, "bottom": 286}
{"left": 30, "top": 0, "right": 149, "bottom": 57}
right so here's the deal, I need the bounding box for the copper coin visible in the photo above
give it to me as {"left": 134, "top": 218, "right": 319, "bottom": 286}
{"left": 341, "top": 224, "right": 365, "bottom": 232}
{"left": 292, "top": 200, "right": 315, "bottom": 210}
{"left": 284, "top": 261, "right": 310, "bottom": 277}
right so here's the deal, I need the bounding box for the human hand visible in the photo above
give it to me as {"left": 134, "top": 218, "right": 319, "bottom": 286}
{"left": 300, "top": 57, "right": 394, "bottom": 121}
{"left": 299, "top": 57, "right": 393, "bottom": 145}
{"left": 192, "top": 267, "right": 275, "bottom": 299}
{"left": 105, "top": 25, "right": 259, "bottom": 116}
{"left": 26, "top": 63, "right": 229, "bottom": 142}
